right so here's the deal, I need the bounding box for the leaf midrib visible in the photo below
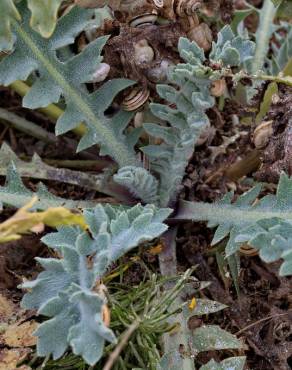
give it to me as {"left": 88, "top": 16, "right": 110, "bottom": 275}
{"left": 12, "top": 19, "right": 137, "bottom": 167}
{"left": 0, "top": 189, "right": 96, "bottom": 209}
{"left": 251, "top": 0, "right": 277, "bottom": 74}
{"left": 177, "top": 200, "right": 292, "bottom": 224}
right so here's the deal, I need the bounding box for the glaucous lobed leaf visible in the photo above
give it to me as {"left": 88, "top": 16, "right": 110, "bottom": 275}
{"left": 27, "top": 0, "right": 63, "bottom": 38}
{"left": 177, "top": 173, "right": 292, "bottom": 276}
{"left": 139, "top": 26, "right": 254, "bottom": 207}
{"left": 0, "top": 0, "right": 21, "bottom": 51}
{"left": 21, "top": 203, "right": 171, "bottom": 365}
{"left": 0, "top": 1, "right": 138, "bottom": 167}
{"left": 199, "top": 356, "right": 246, "bottom": 370}
{"left": 0, "top": 162, "right": 96, "bottom": 210}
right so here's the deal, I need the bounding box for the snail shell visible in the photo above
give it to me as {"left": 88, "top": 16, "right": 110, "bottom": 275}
{"left": 122, "top": 88, "right": 150, "bottom": 111}
{"left": 153, "top": 0, "right": 164, "bottom": 8}
{"left": 196, "top": 123, "right": 215, "bottom": 146}
{"left": 134, "top": 111, "right": 149, "bottom": 140}
{"left": 210, "top": 78, "right": 226, "bottom": 97}
{"left": 134, "top": 39, "right": 155, "bottom": 65}
{"left": 129, "top": 10, "right": 158, "bottom": 27}
{"left": 187, "top": 22, "right": 212, "bottom": 51}
{"left": 91, "top": 63, "right": 110, "bottom": 83}
{"left": 175, "top": 0, "right": 201, "bottom": 16}
{"left": 253, "top": 120, "right": 273, "bottom": 149}
{"left": 146, "top": 59, "right": 173, "bottom": 82}
{"left": 239, "top": 243, "right": 258, "bottom": 256}
{"left": 185, "top": 0, "right": 201, "bottom": 14}
{"left": 186, "top": 14, "right": 200, "bottom": 28}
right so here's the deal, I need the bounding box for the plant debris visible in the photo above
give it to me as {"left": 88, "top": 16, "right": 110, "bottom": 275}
{"left": 0, "top": 0, "right": 291, "bottom": 369}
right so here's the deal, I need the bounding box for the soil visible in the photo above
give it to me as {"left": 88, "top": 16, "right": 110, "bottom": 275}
{"left": 0, "top": 1, "right": 292, "bottom": 369}
{"left": 1, "top": 85, "right": 291, "bottom": 370}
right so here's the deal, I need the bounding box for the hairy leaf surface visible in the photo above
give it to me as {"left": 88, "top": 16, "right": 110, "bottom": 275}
{"left": 114, "top": 166, "right": 159, "bottom": 204}
{"left": 0, "top": 143, "right": 116, "bottom": 195}
{"left": 21, "top": 204, "right": 170, "bottom": 365}
{"left": 0, "top": 2, "right": 139, "bottom": 167}
{"left": 199, "top": 357, "right": 246, "bottom": 370}
{"left": 0, "top": 0, "right": 21, "bottom": 51}
{"left": 249, "top": 0, "right": 278, "bottom": 74}
{"left": 158, "top": 325, "right": 243, "bottom": 370}
{"left": 27, "top": 0, "right": 63, "bottom": 37}
{"left": 269, "top": 24, "right": 292, "bottom": 74}
{"left": 191, "top": 325, "right": 242, "bottom": 353}
{"left": 140, "top": 26, "right": 254, "bottom": 206}
{"left": 176, "top": 173, "right": 292, "bottom": 275}
{"left": 0, "top": 163, "right": 96, "bottom": 210}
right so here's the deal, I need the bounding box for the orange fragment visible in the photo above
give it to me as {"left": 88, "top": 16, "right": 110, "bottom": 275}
{"left": 188, "top": 297, "right": 197, "bottom": 311}
{"left": 148, "top": 244, "right": 163, "bottom": 255}
{"left": 102, "top": 304, "right": 111, "bottom": 327}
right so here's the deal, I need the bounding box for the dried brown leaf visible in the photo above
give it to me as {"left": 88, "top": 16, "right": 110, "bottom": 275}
{"left": 74, "top": 0, "right": 120, "bottom": 8}
{"left": 0, "top": 348, "right": 32, "bottom": 370}
{"left": 0, "top": 294, "right": 15, "bottom": 323}
{"left": 2, "top": 321, "right": 38, "bottom": 348}
{"left": 160, "top": 0, "right": 175, "bottom": 19}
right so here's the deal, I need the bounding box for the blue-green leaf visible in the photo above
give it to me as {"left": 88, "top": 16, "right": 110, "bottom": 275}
{"left": 142, "top": 27, "right": 254, "bottom": 207}
{"left": 191, "top": 325, "right": 243, "bottom": 353}
{"left": 176, "top": 173, "right": 292, "bottom": 276}
{"left": 0, "top": 2, "right": 138, "bottom": 167}
{"left": 20, "top": 203, "right": 170, "bottom": 365}
{"left": 199, "top": 357, "right": 246, "bottom": 370}
{"left": 0, "top": 0, "right": 21, "bottom": 51}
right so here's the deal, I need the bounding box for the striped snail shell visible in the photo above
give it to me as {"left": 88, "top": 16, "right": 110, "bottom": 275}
{"left": 153, "top": 0, "right": 164, "bottom": 8}
{"left": 129, "top": 10, "right": 158, "bottom": 27}
{"left": 122, "top": 88, "right": 150, "bottom": 111}
{"left": 239, "top": 243, "right": 258, "bottom": 256}
{"left": 175, "top": 0, "right": 201, "bottom": 16}
{"left": 253, "top": 120, "right": 273, "bottom": 149}
{"left": 187, "top": 22, "right": 212, "bottom": 52}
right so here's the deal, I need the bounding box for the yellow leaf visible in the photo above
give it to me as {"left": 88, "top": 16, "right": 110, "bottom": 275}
{"left": 188, "top": 297, "right": 197, "bottom": 310}
{"left": 0, "top": 197, "right": 87, "bottom": 243}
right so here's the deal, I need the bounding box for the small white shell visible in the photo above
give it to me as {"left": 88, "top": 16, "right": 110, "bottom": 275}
{"left": 153, "top": 0, "right": 164, "bottom": 8}
{"left": 210, "top": 78, "right": 226, "bottom": 97}
{"left": 134, "top": 39, "right": 155, "bottom": 65}
{"left": 253, "top": 120, "right": 273, "bottom": 149}
{"left": 90, "top": 63, "right": 110, "bottom": 83}
{"left": 196, "top": 123, "right": 214, "bottom": 146}
{"left": 146, "top": 59, "right": 173, "bottom": 82}
{"left": 134, "top": 111, "right": 145, "bottom": 128}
